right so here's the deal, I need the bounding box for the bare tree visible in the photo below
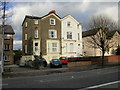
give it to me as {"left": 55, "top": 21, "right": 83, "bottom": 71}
{"left": 87, "top": 15, "right": 117, "bottom": 66}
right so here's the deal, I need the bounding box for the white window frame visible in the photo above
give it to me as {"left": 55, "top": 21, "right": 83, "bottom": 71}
{"left": 52, "top": 43, "right": 57, "bottom": 52}
{"left": 4, "top": 34, "right": 11, "bottom": 39}
{"left": 67, "top": 32, "right": 72, "bottom": 39}
{"left": 25, "top": 34, "right": 27, "bottom": 40}
{"left": 4, "top": 56, "right": 10, "bottom": 61}
{"left": 67, "top": 21, "right": 71, "bottom": 27}
{"left": 35, "top": 30, "right": 38, "bottom": 38}
{"left": 35, "top": 20, "right": 38, "bottom": 24}
{"left": 4, "top": 44, "right": 10, "bottom": 50}
{"left": 50, "top": 18, "right": 56, "bottom": 25}
{"left": 78, "top": 33, "right": 80, "bottom": 40}
{"left": 25, "top": 45, "right": 27, "bottom": 53}
{"left": 49, "top": 30, "right": 57, "bottom": 38}
{"left": 25, "top": 22, "right": 27, "bottom": 27}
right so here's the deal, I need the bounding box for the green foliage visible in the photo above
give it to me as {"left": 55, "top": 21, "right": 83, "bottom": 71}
{"left": 116, "top": 46, "right": 120, "bottom": 55}
{"left": 14, "top": 49, "right": 22, "bottom": 61}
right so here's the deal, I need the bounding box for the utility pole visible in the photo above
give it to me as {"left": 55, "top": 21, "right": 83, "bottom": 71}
{"left": 1, "top": 0, "right": 6, "bottom": 74}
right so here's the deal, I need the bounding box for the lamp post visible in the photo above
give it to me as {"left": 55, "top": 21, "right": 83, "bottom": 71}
{"left": 1, "top": 0, "right": 6, "bottom": 74}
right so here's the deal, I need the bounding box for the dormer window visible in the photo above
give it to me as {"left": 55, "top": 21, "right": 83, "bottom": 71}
{"left": 50, "top": 18, "right": 56, "bottom": 25}
{"left": 67, "top": 21, "right": 71, "bottom": 27}
{"left": 35, "top": 20, "right": 38, "bottom": 24}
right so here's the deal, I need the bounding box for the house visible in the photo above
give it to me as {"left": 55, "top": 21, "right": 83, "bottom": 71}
{"left": 22, "top": 10, "right": 82, "bottom": 63}
{"left": 82, "top": 28, "right": 120, "bottom": 56}
{"left": 0, "top": 25, "right": 15, "bottom": 65}
{"left": 61, "top": 15, "right": 82, "bottom": 57}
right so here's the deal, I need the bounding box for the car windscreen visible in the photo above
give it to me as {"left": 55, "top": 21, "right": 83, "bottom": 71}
{"left": 60, "top": 57, "right": 66, "bottom": 59}
{"left": 52, "top": 59, "right": 60, "bottom": 63}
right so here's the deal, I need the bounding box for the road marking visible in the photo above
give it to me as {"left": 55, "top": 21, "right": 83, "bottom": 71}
{"left": 0, "top": 83, "right": 8, "bottom": 86}
{"left": 86, "top": 80, "right": 120, "bottom": 89}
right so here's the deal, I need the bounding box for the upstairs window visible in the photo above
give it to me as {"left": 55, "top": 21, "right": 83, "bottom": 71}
{"left": 25, "top": 22, "right": 27, "bottom": 27}
{"left": 67, "top": 32, "right": 72, "bottom": 39}
{"left": 35, "top": 30, "right": 38, "bottom": 38}
{"left": 4, "top": 44, "right": 10, "bottom": 50}
{"left": 25, "top": 34, "right": 27, "bottom": 40}
{"left": 67, "top": 21, "right": 71, "bottom": 27}
{"left": 78, "top": 33, "right": 80, "bottom": 40}
{"left": 4, "top": 56, "right": 9, "bottom": 61}
{"left": 49, "top": 30, "right": 57, "bottom": 38}
{"left": 50, "top": 18, "right": 56, "bottom": 25}
{"left": 35, "top": 20, "right": 38, "bottom": 24}
{"left": 4, "top": 34, "right": 11, "bottom": 39}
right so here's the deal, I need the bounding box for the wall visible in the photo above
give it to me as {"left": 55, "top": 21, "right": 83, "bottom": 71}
{"left": 61, "top": 15, "right": 82, "bottom": 57}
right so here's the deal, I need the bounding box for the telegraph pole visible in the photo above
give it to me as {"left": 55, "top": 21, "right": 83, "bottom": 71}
{"left": 1, "top": 0, "right": 6, "bottom": 74}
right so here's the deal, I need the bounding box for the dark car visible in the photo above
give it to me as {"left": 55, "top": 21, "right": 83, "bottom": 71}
{"left": 50, "top": 59, "right": 62, "bottom": 68}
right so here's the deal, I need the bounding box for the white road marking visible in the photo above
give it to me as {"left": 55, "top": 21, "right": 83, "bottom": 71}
{"left": 86, "top": 80, "right": 120, "bottom": 89}
{"left": 0, "top": 83, "right": 8, "bottom": 86}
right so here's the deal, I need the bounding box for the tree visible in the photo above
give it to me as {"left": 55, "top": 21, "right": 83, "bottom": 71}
{"left": 14, "top": 49, "right": 22, "bottom": 64}
{"left": 87, "top": 15, "right": 117, "bottom": 66}
{"left": 116, "top": 45, "right": 120, "bottom": 55}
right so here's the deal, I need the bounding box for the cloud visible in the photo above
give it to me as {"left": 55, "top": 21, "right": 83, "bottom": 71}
{"left": 94, "top": 5, "right": 118, "bottom": 22}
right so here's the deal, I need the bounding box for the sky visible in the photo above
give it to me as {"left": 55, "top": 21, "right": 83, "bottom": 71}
{"left": 0, "top": 0, "right": 118, "bottom": 50}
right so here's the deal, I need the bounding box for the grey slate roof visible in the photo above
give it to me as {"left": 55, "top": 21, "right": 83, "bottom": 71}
{"left": 0, "top": 25, "right": 15, "bottom": 34}
{"left": 82, "top": 28, "right": 100, "bottom": 37}
{"left": 82, "top": 28, "right": 120, "bottom": 38}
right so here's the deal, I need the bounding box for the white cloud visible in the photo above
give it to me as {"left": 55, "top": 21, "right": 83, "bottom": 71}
{"left": 94, "top": 6, "right": 118, "bottom": 22}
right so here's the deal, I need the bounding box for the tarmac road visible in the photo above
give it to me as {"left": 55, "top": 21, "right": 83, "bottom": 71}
{"left": 2, "top": 66, "right": 119, "bottom": 89}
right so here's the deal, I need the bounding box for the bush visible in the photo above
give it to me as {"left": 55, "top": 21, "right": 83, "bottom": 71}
{"left": 116, "top": 46, "right": 120, "bottom": 55}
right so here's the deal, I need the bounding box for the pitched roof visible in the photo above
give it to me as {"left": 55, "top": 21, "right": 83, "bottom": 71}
{"left": 82, "top": 28, "right": 120, "bottom": 39}
{"left": 22, "top": 12, "right": 61, "bottom": 26}
{"left": 0, "top": 25, "right": 15, "bottom": 34}
{"left": 82, "top": 28, "right": 100, "bottom": 37}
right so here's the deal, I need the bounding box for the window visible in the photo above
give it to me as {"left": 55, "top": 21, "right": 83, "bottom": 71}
{"left": 52, "top": 43, "right": 57, "bottom": 52}
{"left": 35, "top": 20, "right": 38, "bottom": 24}
{"left": 49, "top": 30, "right": 57, "bottom": 38}
{"left": 35, "top": 30, "right": 38, "bottom": 38}
{"left": 25, "top": 34, "right": 27, "bottom": 40}
{"left": 4, "top": 56, "right": 9, "bottom": 61}
{"left": 48, "top": 42, "right": 50, "bottom": 52}
{"left": 4, "top": 34, "right": 11, "bottom": 39}
{"left": 25, "top": 22, "right": 27, "bottom": 27}
{"left": 78, "top": 33, "right": 80, "bottom": 40}
{"left": 70, "top": 43, "right": 73, "bottom": 52}
{"left": 50, "top": 18, "right": 56, "bottom": 25}
{"left": 35, "top": 43, "right": 38, "bottom": 51}
{"left": 4, "top": 44, "right": 10, "bottom": 50}
{"left": 66, "top": 43, "right": 67, "bottom": 52}
{"left": 67, "top": 32, "right": 72, "bottom": 39}
{"left": 25, "top": 45, "right": 27, "bottom": 53}
{"left": 67, "top": 21, "right": 71, "bottom": 27}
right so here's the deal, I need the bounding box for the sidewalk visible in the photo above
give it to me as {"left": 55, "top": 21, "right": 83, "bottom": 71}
{"left": 2, "top": 63, "right": 119, "bottom": 79}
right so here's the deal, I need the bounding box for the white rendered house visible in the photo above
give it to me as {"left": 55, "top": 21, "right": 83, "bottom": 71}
{"left": 61, "top": 15, "right": 82, "bottom": 57}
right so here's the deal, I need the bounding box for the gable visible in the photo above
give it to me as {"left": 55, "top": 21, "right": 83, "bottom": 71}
{"left": 62, "top": 15, "right": 81, "bottom": 25}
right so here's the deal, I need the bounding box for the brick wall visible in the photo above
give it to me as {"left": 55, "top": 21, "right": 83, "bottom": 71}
{"left": 108, "top": 55, "right": 120, "bottom": 62}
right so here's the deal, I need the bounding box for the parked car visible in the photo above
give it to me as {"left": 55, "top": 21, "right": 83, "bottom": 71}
{"left": 50, "top": 59, "right": 62, "bottom": 68}
{"left": 59, "top": 57, "right": 68, "bottom": 65}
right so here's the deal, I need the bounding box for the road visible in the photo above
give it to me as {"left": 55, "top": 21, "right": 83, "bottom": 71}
{"left": 2, "top": 66, "right": 119, "bottom": 89}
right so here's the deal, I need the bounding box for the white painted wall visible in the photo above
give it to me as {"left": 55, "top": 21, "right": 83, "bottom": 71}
{"left": 61, "top": 15, "right": 82, "bottom": 57}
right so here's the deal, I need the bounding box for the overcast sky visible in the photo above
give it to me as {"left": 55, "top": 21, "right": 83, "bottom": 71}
{"left": 0, "top": 1, "right": 118, "bottom": 50}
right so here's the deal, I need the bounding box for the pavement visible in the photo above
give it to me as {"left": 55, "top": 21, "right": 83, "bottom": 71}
{"left": 2, "top": 66, "right": 119, "bottom": 89}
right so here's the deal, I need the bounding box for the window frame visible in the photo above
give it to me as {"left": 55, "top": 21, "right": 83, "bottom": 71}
{"left": 4, "top": 44, "right": 10, "bottom": 50}
{"left": 35, "top": 29, "right": 39, "bottom": 39}
{"left": 4, "top": 56, "right": 10, "bottom": 61}
{"left": 52, "top": 43, "right": 57, "bottom": 52}
{"left": 67, "top": 32, "right": 72, "bottom": 39}
{"left": 49, "top": 30, "right": 57, "bottom": 38}
{"left": 50, "top": 18, "right": 56, "bottom": 25}
{"left": 34, "top": 20, "right": 38, "bottom": 24}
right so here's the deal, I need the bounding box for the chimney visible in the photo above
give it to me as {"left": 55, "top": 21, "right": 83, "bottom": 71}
{"left": 49, "top": 10, "right": 56, "bottom": 14}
